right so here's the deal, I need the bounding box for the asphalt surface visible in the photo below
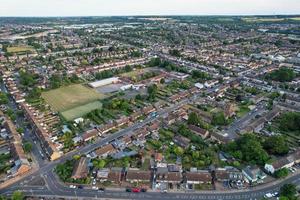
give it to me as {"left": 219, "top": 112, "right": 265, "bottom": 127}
{"left": 2, "top": 172, "right": 300, "bottom": 200}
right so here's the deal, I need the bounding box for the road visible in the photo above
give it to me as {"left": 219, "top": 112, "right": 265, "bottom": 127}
{"left": 224, "top": 101, "right": 267, "bottom": 139}
{"left": 2, "top": 171, "right": 300, "bottom": 199}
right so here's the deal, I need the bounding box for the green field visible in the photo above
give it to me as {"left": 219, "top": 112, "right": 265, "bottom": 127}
{"left": 290, "top": 17, "right": 300, "bottom": 21}
{"left": 61, "top": 101, "right": 103, "bottom": 121}
{"left": 7, "top": 46, "right": 34, "bottom": 53}
{"left": 42, "top": 84, "right": 106, "bottom": 112}
{"left": 242, "top": 17, "right": 285, "bottom": 22}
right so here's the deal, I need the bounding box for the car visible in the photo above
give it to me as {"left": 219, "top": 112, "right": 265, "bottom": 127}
{"left": 272, "top": 192, "right": 279, "bottom": 197}
{"left": 161, "top": 190, "right": 168, "bottom": 193}
{"left": 69, "top": 185, "right": 76, "bottom": 189}
{"left": 92, "top": 186, "right": 98, "bottom": 190}
{"left": 264, "top": 193, "right": 273, "bottom": 198}
{"left": 141, "top": 188, "right": 147, "bottom": 192}
{"left": 126, "top": 188, "right": 132, "bottom": 192}
{"left": 132, "top": 188, "right": 141, "bottom": 193}
{"left": 78, "top": 185, "right": 83, "bottom": 189}
{"left": 98, "top": 188, "right": 105, "bottom": 192}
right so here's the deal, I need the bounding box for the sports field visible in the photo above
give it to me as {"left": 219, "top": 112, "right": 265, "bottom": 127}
{"left": 61, "top": 101, "right": 102, "bottom": 121}
{"left": 42, "top": 84, "right": 106, "bottom": 112}
{"left": 7, "top": 46, "right": 34, "bottom": 53}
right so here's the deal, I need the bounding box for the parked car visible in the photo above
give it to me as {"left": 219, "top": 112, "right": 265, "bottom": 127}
{"left": 69, "top": 185, "right": 76, "bottom": 189}
{"left": 92, "top": 186, "right": 98, "bottom": 190}
{"left": 132, "top": 188, "right": 141, "bottom": 193}
{"left": 141, "top": 188, "right": 147, "bottom": 192}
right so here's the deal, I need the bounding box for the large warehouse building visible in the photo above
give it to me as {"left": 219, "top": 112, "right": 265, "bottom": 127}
{"left": 88, "top": 77, "right": 119, "bottom": 88}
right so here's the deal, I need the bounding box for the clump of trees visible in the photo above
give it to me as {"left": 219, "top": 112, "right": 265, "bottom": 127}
{"left": 279, "top": 184, "right": 297, "bottom": 200}
{"left": 169, "top": 49, "right": 181, "bottom": 57}
{"left": 212, "top": 112, "right": 228, "bottom": 126}
{"left": 265, "top": 67, "right": 296, "bottom": 82}
{"left": 49, "top": 74, "right": 81, "bottom": 89}
{"left": 263, "top": 135, "right": 289, "bottom": 155}
{"left": 223, "top": 134, "right": 269, "bottom": 165}
{"left": 278, "top": 112, "right": 300, "bottom": 134}
{"left": 147, "top": 84, "right": 158, "bottom": 101}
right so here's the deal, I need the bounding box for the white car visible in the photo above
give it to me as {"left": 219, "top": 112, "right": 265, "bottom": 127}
{"left": 92, "top": 186, "right": 98, "bottom": 190}
{"left": 264, "top": 193, "right": 272, "bottom": 198}
{"left": 69, "top": 185, "right": 76, "bottom": 189}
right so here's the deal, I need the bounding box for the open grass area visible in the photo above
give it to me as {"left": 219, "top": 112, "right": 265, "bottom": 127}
{"left": 120, "top": 68, "right": 153, "bottom": 78}
{"left": 242, "top": 17, "right": 284, "bottom": 22}
{"left": 42, "top": 84, "right": 106, "bottom": 112}
{"left": 290, "top": 17, "right": 300, "bottom": 21}
{"left": 7, "top": 46, "right": 34, "bottom": 53}
{"left": 237, "top": 105, "right": 250, "bottom": 118}
{"left": 61, "top": 101, "right": 103, "bottom": 121}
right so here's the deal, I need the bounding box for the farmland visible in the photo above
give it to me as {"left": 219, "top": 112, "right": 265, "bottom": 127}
{"left": 42, "top": 84, "right": 106, "bottom": 112}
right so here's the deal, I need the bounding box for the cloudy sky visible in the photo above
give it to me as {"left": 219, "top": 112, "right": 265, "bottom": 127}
{"left": 0, "top": 0, "right": 299, "bottom": 17}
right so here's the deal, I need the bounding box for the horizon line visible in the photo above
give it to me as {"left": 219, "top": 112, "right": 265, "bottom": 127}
{"left": 1, "top": 13, "right": 300, "bottom": 18}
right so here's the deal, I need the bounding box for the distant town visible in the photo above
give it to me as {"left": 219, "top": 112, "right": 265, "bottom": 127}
{"left": 0, "top": 15, "right": 299, "bottom": 200}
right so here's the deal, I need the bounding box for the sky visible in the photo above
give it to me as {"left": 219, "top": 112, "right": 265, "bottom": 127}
{"left": 0, "top": 0, "right": 299, "bottom": 17}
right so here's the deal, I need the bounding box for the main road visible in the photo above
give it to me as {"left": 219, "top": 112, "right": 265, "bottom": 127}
{"left": 2, "top": 170, "right": 300, "bottom": 200}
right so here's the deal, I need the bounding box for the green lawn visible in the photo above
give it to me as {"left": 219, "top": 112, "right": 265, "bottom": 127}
{"left": 61, "top": 101, "right": 103, "bottom": 121}
{"left": 7, "top": 46, "right": 34, "bottom": 53}
{"left": 42, "top": 84, "right": 106, "bottom": 112}
{"left": 237, "top": 105, "right": 250, "bottom": 118}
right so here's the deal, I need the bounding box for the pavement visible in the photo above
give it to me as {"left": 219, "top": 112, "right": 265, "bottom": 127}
{"left": 2, "top": 171, "right": 300, "bottom": 200}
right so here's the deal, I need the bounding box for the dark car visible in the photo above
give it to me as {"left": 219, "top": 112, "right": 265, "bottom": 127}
{"left": 126, "top": 188, "right": 132, "bottom": 192}
{"left": 98, "top": 188, "right": 105, "bottom": 191}
{"left": 78, "top": 185, "right": 83, "bottom": 189}
{"left": 141, "top": 188, "right": 147, "bottom": 192}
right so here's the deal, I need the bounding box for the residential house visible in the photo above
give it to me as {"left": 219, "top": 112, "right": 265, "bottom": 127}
{"left": 242, "top": 166, "right": 266, "bottom": 184}
{"left": 97, "top": 168, "right": 110, "bottom": 182}
{"left": 188, "top": 125, "right": 209, "bottom": 139}
{"left": 71, "top": 157, "right": 89, "bottom": 179}
{"left": 108, "top": 167, "right": 123, "bottom": 184}
{"left": 126, "top": 169, "right": 151, "bottom": 183}
{"left": 94, "top": 144, "right": 116, "bottom": 158}
{"left": 173, "top": 135, "right": 190, "bottom": 149}
{"left": 186, "top": 170, "right": 212, "bottom": 185}
{"left": 265, "top": 149, "right": 300, "bottom": 174}
{"left": 82, "top": 129, "right": 98, "bottom": 142}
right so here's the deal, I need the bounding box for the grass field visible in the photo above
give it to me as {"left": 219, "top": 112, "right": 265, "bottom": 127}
{"left": 290, "top": 17, "right": 300, "bottom": 21}
{"left": 7, "top": 46, "right": 34, "bottom": 53}
{"left": 61, "top": 101, "right": 103, "bottom": 121}
{"left": 120, "top": 68, "right": 153, "bottom": 78}
{"left": 42, "top": 84, "right": 106, "bottom": 112}
{"left": 242, "top": 17, "right": 284, "bottom": 22}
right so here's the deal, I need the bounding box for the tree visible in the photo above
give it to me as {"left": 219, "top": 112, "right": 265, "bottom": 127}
{"left": 263, "top": 135, "right": 289, "bottom": 155}
{"left": 274, "top": 168, "right": 289, "bottom": 178}
{"left": 280, "top": 184, "right": 297, "bottom": 200}
{"left": 160, "top": 78, "right": 165, "bottom": 84}
{"left": 147, "top": 84, "right": 158, "bottom": 100}
{"left": 12, "top": 191, "right": 24, "bottom": 200}
{"left": 265, "top": 67, "right": 296, "bottom": 82}
{"left": 93, "top": 159, "right": 106, "bottom": 169}
{"left": 212, "top": 112, "right": 227, "bottom": 126}
{"left": 169, "top": 49, "right": 181, "bottom": 57}
{"left": 0, "top": 92, "right": 9, "bottom": 105}
{"left": 224, "top": 134, "right": 269, "bottom": 165}
{"left": 23, "top": 142, "right": 32, "bottom": 153}
{"left": 174, "top": 146, "right": 184, "bottom": 156}
{"left": 278, "top": 112, "right": 300, "bottom": 134}
{"left": 187, "top": 112, "right": 201, "bottom": 125}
